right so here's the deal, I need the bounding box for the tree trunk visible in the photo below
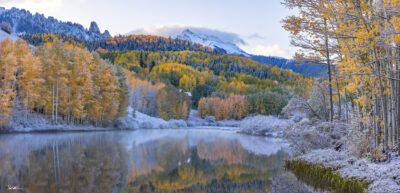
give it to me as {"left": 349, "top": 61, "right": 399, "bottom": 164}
{"left": 324, "top": 18, "right": 334, "bottom": 122}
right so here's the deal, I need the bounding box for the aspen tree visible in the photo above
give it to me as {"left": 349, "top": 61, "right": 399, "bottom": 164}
{"left": 0, "top": 38, "right": 17, "bottom": 126}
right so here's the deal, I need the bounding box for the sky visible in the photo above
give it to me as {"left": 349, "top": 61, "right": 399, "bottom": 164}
{"left": 0, "top": 0, "right": 297, "bottom": 58}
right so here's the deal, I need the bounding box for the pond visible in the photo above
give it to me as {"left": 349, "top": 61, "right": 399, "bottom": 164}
{"left": 0, "top": 129, "right": 323, "bottom": 193}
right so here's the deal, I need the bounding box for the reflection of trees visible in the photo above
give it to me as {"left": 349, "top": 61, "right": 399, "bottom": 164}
{"left": 0, "top": 133, "right": 291, "bottom": 193}
{"left": 124, "top": 138, "right": 290, "bottom": 193}
{"left": 156, "top": 138, "right": 188, "bottom": 170}
{"left": 0, "top": 135, "right": 129, "bottom": 193}
{"left": 197, "top": 139, "right": 247, "bottom": 164}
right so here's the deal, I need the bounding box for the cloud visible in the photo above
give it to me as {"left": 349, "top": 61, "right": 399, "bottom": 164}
{"left": 244, "top": 44, "right": 289, "bottom": 57}
{"left": 129, "top": 24, "right": 246, "bottom": 45}
{"left": 0, "top": 0, "right": 64, "bottom": 9}
{"left": 245, "top": 33, "right": 264, "bottom": 39}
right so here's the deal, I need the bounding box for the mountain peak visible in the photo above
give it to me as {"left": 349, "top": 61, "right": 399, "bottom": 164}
{"left": 182, "top": 29, "right": 194, "bottom": 35}
{"left": 103, "top": 30, "right": 111, "bottom": 37}
{"left": 177, "top": 29, "right": 249, "bottom": 57}
{"left": 89, "top": 21, "right": 100, "bottom": 34}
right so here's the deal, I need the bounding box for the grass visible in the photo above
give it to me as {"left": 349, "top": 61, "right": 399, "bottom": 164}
{"left": 285, "top": 160, "right": 369, "bottom": 193}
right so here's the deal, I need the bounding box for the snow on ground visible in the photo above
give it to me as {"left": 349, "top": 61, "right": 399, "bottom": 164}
{"left": 112, "top": 106, "right": 188, "bottom": 130}
{"left": 109, "top": 108, "right": 242, "bottom": 130}
{"left": 235, "top": 112, "right": 400, "bottom": 192}
{"left": 186, "top": 110, "right": 242, "bottom": 128}
{"left": 7, "top": 106, "right": 112, "bottom": 132}
{"left": 7, "top": 106, "right": 245, "bottom": 132}
{"left": 277, "top": 117, "right": 400, "bottom": 193}
{"left": 296, "top": 149, "right": 400, "bottom": 193}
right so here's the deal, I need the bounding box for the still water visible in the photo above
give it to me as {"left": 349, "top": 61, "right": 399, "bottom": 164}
{"left": 0, "top": 129, "right": 319, "bottom": 193}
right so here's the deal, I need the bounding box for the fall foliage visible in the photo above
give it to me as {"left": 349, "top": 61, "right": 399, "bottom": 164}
{"left": 0, "top": 38, "right": 128, "bottom": 128}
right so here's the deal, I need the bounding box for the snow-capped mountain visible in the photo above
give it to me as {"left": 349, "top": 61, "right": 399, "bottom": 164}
{"left": 177, "top": 29, "right": 250, "bottom": 57}
{"left": 0, "top": 7, "right": 111, "bottom": 41}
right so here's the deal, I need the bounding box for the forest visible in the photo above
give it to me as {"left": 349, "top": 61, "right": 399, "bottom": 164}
{"left": 21, "top": 33, "right": 217, "bottom": 54}
{"left": 0, "top": 38, "right": 127, "bottom": 127}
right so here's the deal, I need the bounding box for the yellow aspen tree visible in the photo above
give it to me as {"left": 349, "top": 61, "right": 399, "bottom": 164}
{"left": 0, "top": 38, "right": 17, "bottom": 126}
{"left": 282, "top": 0, "right": 339, "bottom": 122}
{"left": 14, "top": 39, "right": 43, "bottom": 114}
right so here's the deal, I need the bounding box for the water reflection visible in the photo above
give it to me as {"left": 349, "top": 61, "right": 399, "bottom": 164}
{"left": 0, "top": 129, "right": 310, "bottom": 193}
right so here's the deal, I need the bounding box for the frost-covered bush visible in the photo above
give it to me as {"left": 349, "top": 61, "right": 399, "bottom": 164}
{"left": 239, "top": 115, "right": 290, "bottom": 136}
{"left": 308, "top": 84, "right": 329, "bottom": 120}
{"left": 281, "top": 121, "right": 348, "bottom": 155}
{"left": 282, "top": 83, "right": 330, "bottom": 121}
{"left": 282, "top": 98, "right": 321, "bottom": 120}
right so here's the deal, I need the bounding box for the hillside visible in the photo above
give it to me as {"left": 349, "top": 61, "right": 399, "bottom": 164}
{"left": 101, "top": 50, "right": 312, "bottom": 87}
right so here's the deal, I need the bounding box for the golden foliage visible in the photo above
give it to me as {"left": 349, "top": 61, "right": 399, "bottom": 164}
{"left": 198, "top": 94, "right": 249, "bottom": 120}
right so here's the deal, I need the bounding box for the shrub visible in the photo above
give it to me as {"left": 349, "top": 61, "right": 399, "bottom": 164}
{"left": 198, "top": 94, "right": 249, "bottom": 120}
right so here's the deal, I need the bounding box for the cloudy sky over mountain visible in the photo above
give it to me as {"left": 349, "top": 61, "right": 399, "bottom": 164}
{"left": 1, "top": 0, "right": 296, "bottom": 58}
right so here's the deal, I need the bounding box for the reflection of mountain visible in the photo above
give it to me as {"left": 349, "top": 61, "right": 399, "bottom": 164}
{"left": 0, "top": 130, "right": 290, "bottom": 193}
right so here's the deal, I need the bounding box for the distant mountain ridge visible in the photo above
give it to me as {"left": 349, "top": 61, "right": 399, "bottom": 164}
{"left": 0, "top": 7, "right": 110, "bottom": 41}
{"left": 250, "top": 55, "right": 327, "bottom": 77}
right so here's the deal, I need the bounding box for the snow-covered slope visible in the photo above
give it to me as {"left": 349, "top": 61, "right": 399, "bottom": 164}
{"left": 177, "top": 29, "right": 250, "bottom": 57}
{"left": 0, "top": 7, "right": 110, "bottom": 41}
{"left": 0, "top": 28, "right": 36, "bottom": 51}
{"left": 0, "top": 28, "right": 18, "bottom": 42}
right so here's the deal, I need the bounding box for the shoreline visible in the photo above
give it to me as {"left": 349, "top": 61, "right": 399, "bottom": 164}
{"left": 241, "top": 116, "right": 400, "bottom": 193}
